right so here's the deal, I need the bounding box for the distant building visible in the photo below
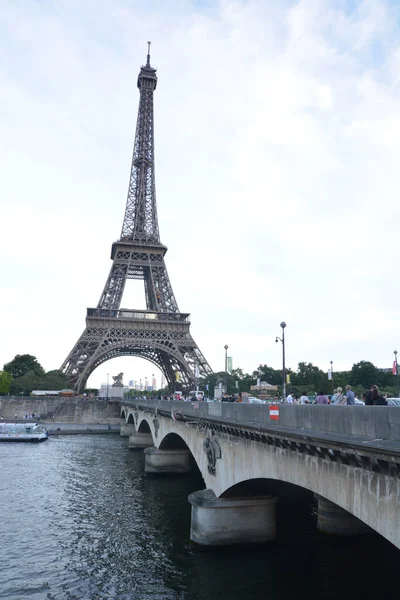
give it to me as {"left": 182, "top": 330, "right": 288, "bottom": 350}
{"left": 31, "top": 389, "right": 75, "bottom": 397}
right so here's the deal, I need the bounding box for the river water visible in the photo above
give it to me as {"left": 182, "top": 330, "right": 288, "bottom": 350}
{"left": 0, "top": 434, "right": 398, "bottom": 600}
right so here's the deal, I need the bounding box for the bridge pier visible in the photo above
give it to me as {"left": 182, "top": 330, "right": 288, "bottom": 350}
{"left": 188, "top": 489, "right": 277, "bottom": 547}
{"left": 128, "top": 432, "right": 153, "bottom": 449}
{"left": 316, "top": 495, "right": 371, "bottom": 536}
{"left": 144, "top": 447, "right": 193, "bottom": 473}
{"left": 120, "top": 423, "right": 136, "bottom": 437}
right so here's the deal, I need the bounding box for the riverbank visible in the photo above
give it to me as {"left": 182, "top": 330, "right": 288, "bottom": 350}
{"left": 0, "top": 396, "right": 121, "bottom": 425}
{"left": 46, "top": 422, "right": 120, "bottom": 435}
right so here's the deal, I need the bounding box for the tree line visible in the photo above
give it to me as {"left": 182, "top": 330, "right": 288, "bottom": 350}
{"left": 0, "top": 354, "right": 71, "bottom": 395}
{"left": 0, "top": 354, "right": 398, "bottom": 398}
{"left": 200, "top": 360, "right": 399, "bottom": 398}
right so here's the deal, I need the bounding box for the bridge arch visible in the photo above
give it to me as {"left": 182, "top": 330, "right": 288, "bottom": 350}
{"left": 159, "top": 432, "right": 191, "bottom": 450}
{"left": 127, "top": 413, "right": 135, "bottom": 424}
{"left": 138, "top": 419, "right": 151, "bottom": 433}
{"left": 120, "top": 409, "right": 126, "bottom": 420}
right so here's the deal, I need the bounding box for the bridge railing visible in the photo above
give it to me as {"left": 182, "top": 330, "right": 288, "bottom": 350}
{"left": 122, "top": 399, "right": 400, "bottom": 444}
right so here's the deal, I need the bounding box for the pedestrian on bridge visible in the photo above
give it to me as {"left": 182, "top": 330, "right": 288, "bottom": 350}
{"left": 365, "top": 385, "right": 388, "bottom": 406}
{"left": 300, "top": 392, "right": 309, "bottom": 404}
{"left": 316, "top": 391, "right": 329, "bottom": 404}
{"left": 344, "top": 385, "right": 356, "bottom": 405}
{"left": 332, "top": 387, "right": 345, "bottom": 405}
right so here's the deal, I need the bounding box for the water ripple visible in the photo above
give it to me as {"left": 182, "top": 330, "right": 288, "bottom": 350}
{"left": 0, "top": 435, "right": 398, "bottom": 600}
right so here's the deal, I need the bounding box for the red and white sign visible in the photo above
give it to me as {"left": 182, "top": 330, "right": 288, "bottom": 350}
{"left": 269, "top": 405, "right": 279, "bottom": 421}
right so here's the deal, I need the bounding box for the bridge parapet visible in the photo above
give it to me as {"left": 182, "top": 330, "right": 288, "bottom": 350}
{"left": 123, "top": 400, "right": 400, "bottom": 443}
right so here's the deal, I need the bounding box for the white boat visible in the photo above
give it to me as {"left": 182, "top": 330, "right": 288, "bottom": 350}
{"left": 0, "top": 422, "right": 48, "bottom": 442}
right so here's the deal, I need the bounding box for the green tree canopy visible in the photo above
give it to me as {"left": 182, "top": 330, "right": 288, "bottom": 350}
{"left": 41, "top": 370, "right": 71, "bottom": 391}
{"left": 291, "top": 362, "right": 327, "bottom": 393}
{"left": 0, "top": 371, "right": 12, "bottom": 394}
{"left": 348, "top": 361, "right": 381, "bottom": 389}
{"left": 4, "top": 354, "right": 44, "bottom": 379}
{"left": 252, "top": 364, "right": 281, "bottom": 386}
{"left": 9, "top": 370, "right": 44, "bottom": 395}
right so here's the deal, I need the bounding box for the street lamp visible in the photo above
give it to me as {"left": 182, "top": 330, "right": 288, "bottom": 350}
{"left": 152, "top": 373, "right": 154, "bottom": 395}
{"left": 275, "top": 322, "right": 286, "bottom": 401}
{"left": 394, "top": 351, "right": 399, "bottom": 397}
{"left": 224, "top": 344, "right": 229, "bottom": 394}
{"left": 330, "top": 360, "right": 334, "bottom": 392}
{"left": 106, "top": 373, "right": 109, "bottom": 401}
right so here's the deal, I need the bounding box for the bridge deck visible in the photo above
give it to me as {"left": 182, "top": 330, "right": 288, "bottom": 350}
{"left": 123, "top": 400, "right": 400, "bottom": 463}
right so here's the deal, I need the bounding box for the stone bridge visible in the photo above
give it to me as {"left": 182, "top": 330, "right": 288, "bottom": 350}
{"left": 120, "top": 400, "right": 400, "bottom": 549}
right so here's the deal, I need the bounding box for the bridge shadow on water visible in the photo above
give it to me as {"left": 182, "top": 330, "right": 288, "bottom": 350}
{"left": 135, "top": 457, "right": 399, "bottom": 600}
{"left": 180, "top": 478, "right": 395, "bottom": 600}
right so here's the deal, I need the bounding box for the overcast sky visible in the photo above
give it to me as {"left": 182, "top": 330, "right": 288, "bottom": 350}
{"left": 2, "top": 0, "right": 400, "bottom": 389}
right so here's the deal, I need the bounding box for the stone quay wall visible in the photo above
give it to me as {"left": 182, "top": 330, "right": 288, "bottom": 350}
{"left": 0, "top": 397, "right": 121, "bottom": 425}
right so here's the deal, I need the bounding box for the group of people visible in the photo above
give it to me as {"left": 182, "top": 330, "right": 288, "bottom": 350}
{"left": 285, "top": 384, "right": 388, "bottom": 405}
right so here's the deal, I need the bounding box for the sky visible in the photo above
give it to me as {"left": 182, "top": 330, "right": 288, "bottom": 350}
{"left": 2, "top": 0, "right": 400, "bottom": 389}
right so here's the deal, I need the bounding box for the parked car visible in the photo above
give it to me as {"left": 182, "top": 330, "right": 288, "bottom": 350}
{"left": 386, "top": 398, "right": 400, "bottom": 406}
{"left": 243, "top": 396, "right": 265, "bottom": 404}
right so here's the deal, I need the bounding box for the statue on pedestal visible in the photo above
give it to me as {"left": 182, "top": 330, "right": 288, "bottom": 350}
{"left": 112, "top": 373, "right": 124, "bottom": 387}
{"left": 109, "top": 372, "right": 124, "bottom": 400}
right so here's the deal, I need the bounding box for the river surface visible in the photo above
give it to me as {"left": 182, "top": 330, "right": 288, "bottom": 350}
{"left": 0, "top": 435, "right": 398, "bottom": 600}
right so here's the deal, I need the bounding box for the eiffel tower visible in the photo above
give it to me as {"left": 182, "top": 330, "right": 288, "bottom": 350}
{"left": 61, "top": 44, "right": 212, "bottom": 392}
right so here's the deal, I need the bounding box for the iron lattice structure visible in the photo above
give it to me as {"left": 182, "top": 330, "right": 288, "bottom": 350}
{"left": 61, "top": 46, "right": 212, "bottom": 392}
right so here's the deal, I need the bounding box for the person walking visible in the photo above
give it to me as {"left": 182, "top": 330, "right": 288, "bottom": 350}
{"left": 300, "top": 391, "right": 309, "bottom": 404}
{"left": 286, "top": 393, "right": 293, "bottom": 404}
{"left": 365, "top": 385, "right": 388, "bottom": 406}
{"left": 344, "top": 385, "right": 355, "bottom": 405}
{"left": 332, "top": 387, "right": 345, "bottom": 405}
{"left": 315, "top": 391, "right": 329, "bottom": 404}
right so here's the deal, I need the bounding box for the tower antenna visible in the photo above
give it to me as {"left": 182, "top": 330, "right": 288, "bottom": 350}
{"left": 147, "top": 41, "right": 151, "bottom": 67}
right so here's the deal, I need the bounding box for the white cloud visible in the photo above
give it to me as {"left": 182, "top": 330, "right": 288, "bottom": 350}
{"left": 1, "top": 0, "right": 400, "bottom": 388}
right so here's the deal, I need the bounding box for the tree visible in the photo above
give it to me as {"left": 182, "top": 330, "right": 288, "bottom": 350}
{"left": 252, "top": 364, "right": 281, "bottom": 386}
{"left": 42, "top": 370, "right": 71, "bottom": 390}
{"left": 291, "top": 362, "right": 327, "bottom": 394}
{"left": 348, "top": 361, "right": 381, "bottom": 389}
{"left": 9, "top": 370, "right": 44, "bottom": 395}
{"left": 0, "top": 371, "right": 12, "bottom": 394}
{"left": 4, "top": 354, "right": 44, "bottom": 379}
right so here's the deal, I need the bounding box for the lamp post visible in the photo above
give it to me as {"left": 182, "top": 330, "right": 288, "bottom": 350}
{"left": 275, "top": 322, "right": 286, "bottom": 401}
{"left": 394, "top": 351, "right": 399, "bottom": 397}
{"left": 330, "top": 360, "right": 334, "bottom": 393}
{"left": 224, "top": 344, "right": 229, "bottom": 394}
{"left": 152, "top": 373, "right": 154, "bottom": 396}
{"left": 106, "top": 373, "right": 109, "bottom": 401}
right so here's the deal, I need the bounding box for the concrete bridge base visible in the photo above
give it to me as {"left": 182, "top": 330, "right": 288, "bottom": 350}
{"left": 144, "top": 447, "right": 193, "bottom": 473}
{"left": 316, "top": 495, "right": 371, "bottom": 536}
{"left": 188, "top": 489, "right": 277, "bottom": 547}
{"left": 128, "top": 432, "right": 153, "bottom": 449}
{"left": 120, "top": 424, "right": 136, "bottom": 437}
